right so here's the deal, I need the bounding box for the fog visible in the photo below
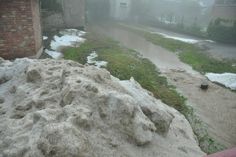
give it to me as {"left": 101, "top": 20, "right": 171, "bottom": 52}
{"left": 87, "top": 0, "right": 214, "bottom": 26}
{"left": 1, "top": 0, "right": 236, "bottom": 156}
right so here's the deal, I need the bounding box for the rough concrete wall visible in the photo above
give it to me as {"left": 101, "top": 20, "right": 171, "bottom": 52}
{"left": 42, "top": 12, "right": 65, "bottom": 30}
{"left": 62, "top": 0, "right": 85, "bottom": 28}
{"left": 0, "top": 0, "right": 42, "bottom": 59}
{"left": 109, "top": 0, "right": 116, "bottom": 18}
{"left": 110, "top": 0, "right": 131, "bottom": 20}
{"left": 40, "top": 0, "right": 65, "bottom": 30}
{"left": 31, "top": 0, "right": 42, "bottom": 54}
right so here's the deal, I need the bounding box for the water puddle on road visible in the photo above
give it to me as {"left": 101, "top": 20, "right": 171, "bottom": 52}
{"left": 93, "top": 25, "right": 236, "bottom": 148}
{"left": 94, "top": 26, "right": 198, "bottom": 75}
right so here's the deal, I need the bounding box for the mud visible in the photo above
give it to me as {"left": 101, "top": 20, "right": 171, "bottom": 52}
{"left": 93, "top": 25, "right": 236, "bottom": 148}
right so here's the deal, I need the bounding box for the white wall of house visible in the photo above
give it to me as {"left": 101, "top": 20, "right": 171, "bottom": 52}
{"left": 110, "top": 0, "right": 131, "bottom": 20}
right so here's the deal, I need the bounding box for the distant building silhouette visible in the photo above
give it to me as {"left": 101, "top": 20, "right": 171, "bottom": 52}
{"left": 110, "top": 0, "right": 131, "bottom": 20}
{"left": 211, "top": 0, "right": 236, "bottom": 21}
{"left": 41, "top": 0, "right": 85, "bottom": 29}
{"left": 61, "top": 0, "right": 85, "bottom": 28}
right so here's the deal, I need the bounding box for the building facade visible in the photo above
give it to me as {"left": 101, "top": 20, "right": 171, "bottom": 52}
{"left": 211, "top": 0, "right": 236, "bottom": 21}
{"left": 0, "top": 0, "right": 43, "bottom": 59}
{"left": 61, "top": 0, "right": 85, "bottom": 28}
{"left": 110, "top": 0, "right": 131, "bottom": 20}
{"left": 41, "top": 0, "right": 85, "bottom": 29}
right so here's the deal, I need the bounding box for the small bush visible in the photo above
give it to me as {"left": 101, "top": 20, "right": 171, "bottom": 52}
{"left": 207, "top": 18, "right": 236, "bottom": 44}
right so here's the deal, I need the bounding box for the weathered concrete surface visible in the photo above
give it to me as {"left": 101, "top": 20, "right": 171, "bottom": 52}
{"left": 0, "top": 58, "right": 205, "bottom": 157}
{"left": 41, "top": 12, "right": 65, "bottom": 30}
{"left": 62, "top": 0, "right": 85, "bottom": 28}
{"left": 110, "top": 0, "right": 131, "bottom": 20}
{"left": 41, "top": 0, "right": 85, "bottom": 30}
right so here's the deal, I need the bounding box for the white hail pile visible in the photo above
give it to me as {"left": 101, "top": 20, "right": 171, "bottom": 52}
{"left": 87, "top": 51, "right": 108, "bottom": 68}
{"left": 206, "top": 73, "right": 236, "bottom": 90}
{"left": 45, "top": 29, "right": 86, "bottom": 59}
{"left": 0, "top": 58, "right": 205, "bottom": 157}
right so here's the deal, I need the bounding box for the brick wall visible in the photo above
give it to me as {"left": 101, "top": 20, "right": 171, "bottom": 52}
{"left": 0, "top": 0, "right": 42, "bottom": 59}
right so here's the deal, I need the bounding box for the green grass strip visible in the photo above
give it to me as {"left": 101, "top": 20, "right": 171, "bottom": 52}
{"left": 63, "top": 32, "right": 225, "bottom": 154}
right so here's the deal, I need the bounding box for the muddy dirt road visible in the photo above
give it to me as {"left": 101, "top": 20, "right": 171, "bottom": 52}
{"left": 92, "top": 25, "right": 236, "bottom": 148}
{"left": 121, "top": 24, "right": 236, "bottom": 60}
{"left": 147, "top": 26, "right": 236, "bottom": 60}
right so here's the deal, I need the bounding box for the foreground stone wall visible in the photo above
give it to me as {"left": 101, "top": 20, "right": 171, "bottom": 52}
{"left": 0, "top": 0, "right": 43, "bottom": 59}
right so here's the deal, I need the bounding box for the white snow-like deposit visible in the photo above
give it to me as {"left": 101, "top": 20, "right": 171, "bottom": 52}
{"left": 152, "top": 32, "right": 199, "bottom": 44}
{"left": 204, "top": 40, "right": 215, "bottom": 43}
{"left": 206, "top": 73, "right": 236, "bottom": 90}
{"left": 0, "top": 58, "right": 205, "bottom": 157}
{"left": 50, "top": 35, "right": 85, "bottom": 51}
{"left": 151, "top": 32, "right": 215, "bottom": 44}
{"left": 45, "top": 49, "right": 63, "bottom": 59}
{"left": 59, "top": 29, "right": 86, "bottom": 37}
{"left": 44, "top": 29, "right": 86, "bottom": 60}
{"left": 50, "top": 29, "right": 86, "bottom": 51}
{"left": 87, "top": 51, "right": 108, "bottom": 68}
{"left": 43, "top": 36, "right": 48, "bottom": 40}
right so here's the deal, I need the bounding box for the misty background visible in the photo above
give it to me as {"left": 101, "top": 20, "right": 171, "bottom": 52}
{"left": 87, "top": 0, "right": 214, "bottom": 26}
{"left": 41, "top": 0, "right": 236, "bottom": 43}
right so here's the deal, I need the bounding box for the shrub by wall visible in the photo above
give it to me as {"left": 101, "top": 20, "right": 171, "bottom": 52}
{"left": 207, "top": 18, "right": 236, "bottom": 44}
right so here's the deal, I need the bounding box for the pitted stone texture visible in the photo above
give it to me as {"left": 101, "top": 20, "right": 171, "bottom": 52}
{"left": 0, "top": 59, "right": 205, "bottom": 157}
{"left": 120, "top": 78, "right": 174, "bottom": 135}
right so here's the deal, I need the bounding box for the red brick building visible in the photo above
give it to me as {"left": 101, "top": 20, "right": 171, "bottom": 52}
{"left": 0, "top": 0, "right": 43, "bottom": 59}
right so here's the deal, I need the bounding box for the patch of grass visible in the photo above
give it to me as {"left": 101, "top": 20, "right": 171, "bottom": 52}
{"left": 119, "top": 24, "right": 227, "bottom": 154}
{"left": 64, "top": 34, "right": 118, "bottom": 64}
{"left": 64, "top": 33, "right": 186, "bottom": 111}
{"left": 63, "top": 42, "right": 96, "bottom": 64}
{"left": 179, "top": 51, "right": 236, "bottom": 73}
{"left": 144, "top": 32, "right": 198, "bottom": 53}
{"left": 97, "top": 48, "right": 186, "bottom": 111}
{"left": 63, "top": 32, "right": 225, "bottom": 154}
{"left": 121, "top": 24, "right": 236, "bottom": 74}
{"left": 145, "top": 32, "right": 236, "bottom": 73}
{"left": 186, "top": 107, "right": 226, "bottom": 154}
